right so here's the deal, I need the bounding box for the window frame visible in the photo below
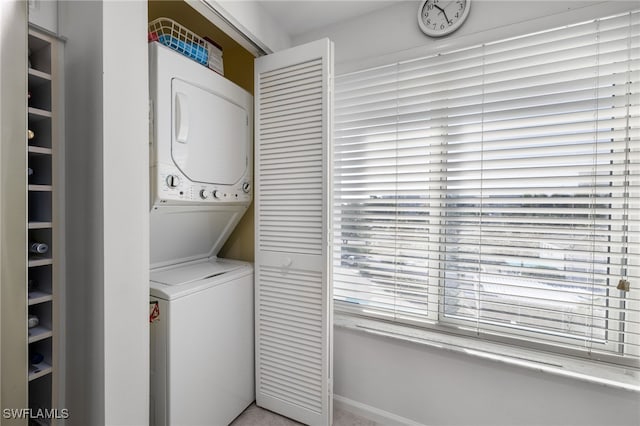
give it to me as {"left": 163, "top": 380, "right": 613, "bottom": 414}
{"left": 332, "top": 9, "right": 640, "bottom": 370}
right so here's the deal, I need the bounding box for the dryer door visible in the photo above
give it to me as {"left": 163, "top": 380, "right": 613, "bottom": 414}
{"left": 171, "top": 78, "right": 249, "bottom": 185}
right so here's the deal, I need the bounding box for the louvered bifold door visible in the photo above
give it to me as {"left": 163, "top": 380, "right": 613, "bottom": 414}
{"left": 254, "top": 38, "right": 334, "bottom": 426}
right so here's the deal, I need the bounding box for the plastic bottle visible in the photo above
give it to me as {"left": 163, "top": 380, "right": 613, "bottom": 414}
{"left": 29, "top": 242, "right": 48, "bottom": 254}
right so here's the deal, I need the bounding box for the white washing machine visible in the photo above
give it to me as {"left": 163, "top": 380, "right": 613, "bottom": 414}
{"left": 150, "top": 258, "right": 254, "bottom": 426}
{"left": 148, "top": 42, "right": 254, "bottom": 426}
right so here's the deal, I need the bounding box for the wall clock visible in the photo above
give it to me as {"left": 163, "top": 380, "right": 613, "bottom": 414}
{"left": 418, "top": 0, "right": 471, "bottom": 38}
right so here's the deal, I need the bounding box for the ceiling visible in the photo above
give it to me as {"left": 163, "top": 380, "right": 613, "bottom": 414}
{"left": 259, "top": 0, "right": 402, "bottom": 38}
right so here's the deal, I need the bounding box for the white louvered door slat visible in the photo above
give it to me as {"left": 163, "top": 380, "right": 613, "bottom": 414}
{"left": 255, "top": 38, "right": 333, "bottom": 426}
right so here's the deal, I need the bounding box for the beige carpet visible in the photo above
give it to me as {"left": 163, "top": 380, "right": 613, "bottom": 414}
{"left": 230, "top": 403, "right": 379, "bottom": 426}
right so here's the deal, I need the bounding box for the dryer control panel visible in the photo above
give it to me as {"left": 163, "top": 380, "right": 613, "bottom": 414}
{"left": 152, "top": 163, "right": 252, "bottom": 207}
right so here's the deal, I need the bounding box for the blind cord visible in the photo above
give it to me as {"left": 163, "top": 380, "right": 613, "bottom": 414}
{"left": 393, "top": 62, "right": 400, "bottom": 321}
{"left": 615, "top": 11, "right": 633, "bottom": 354}
{"left": 476, "top": 45, "right": 487, "bottom": 337}
{"left": 621, "top": 11, "right": 632, "bottom": 285}
{"left": 587, "top": 18, "right": 602, "bottom": 355}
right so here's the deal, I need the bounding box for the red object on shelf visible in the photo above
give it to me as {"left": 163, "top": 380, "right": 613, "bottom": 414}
{"left": 148, "top": 31, "right": 159, "bottom": 42}
{"left": 149, "top": 301, "right": 160, "bottom": 323}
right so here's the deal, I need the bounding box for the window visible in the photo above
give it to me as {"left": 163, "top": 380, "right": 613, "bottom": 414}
{"left": 333, "top": 11, "right": 639, "bottom": 367}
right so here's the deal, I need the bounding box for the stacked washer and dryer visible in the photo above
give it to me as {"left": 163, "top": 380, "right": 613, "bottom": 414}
{"left": 148, "top": 42, "right": 255, "bottom": 426}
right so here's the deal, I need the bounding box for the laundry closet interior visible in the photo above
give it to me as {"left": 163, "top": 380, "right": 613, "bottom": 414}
{"left": 1, "top": 1, "right": 638, "bottom": 426}
{"left": 2, "top": 0, "right": 332, "bottom": 425}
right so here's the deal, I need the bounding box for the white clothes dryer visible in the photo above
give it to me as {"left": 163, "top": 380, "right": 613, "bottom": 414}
{"left": 149, "top": 41, "right": 253, "bottom": 212}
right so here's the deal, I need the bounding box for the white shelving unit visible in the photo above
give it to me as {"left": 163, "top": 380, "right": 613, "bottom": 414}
{"left": 27, "top": 27, "right": 62, "bottom": 419}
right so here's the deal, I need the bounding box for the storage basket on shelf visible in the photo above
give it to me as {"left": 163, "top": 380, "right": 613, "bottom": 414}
{"left": 148, "top": 17, "right": 223, "bottom": 74}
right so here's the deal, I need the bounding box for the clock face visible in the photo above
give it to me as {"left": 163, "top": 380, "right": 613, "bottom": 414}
{"left": 418, "top": 0, "right": 471, "bottom": 37}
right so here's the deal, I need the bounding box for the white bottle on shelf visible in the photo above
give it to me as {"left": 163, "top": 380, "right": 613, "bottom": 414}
{"left": 29, "top": 242, "right": 48, "bottom": 254}
{"left": 28, "top": 314, "right": 39, "bottom": 329}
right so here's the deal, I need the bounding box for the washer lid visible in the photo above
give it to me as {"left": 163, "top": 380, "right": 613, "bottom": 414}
{"left": 150, "top": 258, "right": 243, "bottom": 286}
{"left": 149, "top": 205, "right": 247, "bottom": 268}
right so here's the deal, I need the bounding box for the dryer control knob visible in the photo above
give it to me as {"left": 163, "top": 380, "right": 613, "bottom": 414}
{"left": 199, "top": 189, "right": 209, "bottom": 200}
{"left": 212, "top": 190, "right": 220, "bottom": 199}
{"left": 242, "top": 182, "right": 251, "bottom": 193}
{"left": 166, "top": 175, "right": 180, "bottom": 188}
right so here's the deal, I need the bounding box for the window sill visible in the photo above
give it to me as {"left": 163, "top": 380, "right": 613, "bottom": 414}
{"left": 334, "top": 313, "right": 640, "bottom": 393}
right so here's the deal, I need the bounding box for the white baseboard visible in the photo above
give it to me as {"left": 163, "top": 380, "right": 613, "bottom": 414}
{"left": 333, "top": 395, "right": 425, "bottom": 426}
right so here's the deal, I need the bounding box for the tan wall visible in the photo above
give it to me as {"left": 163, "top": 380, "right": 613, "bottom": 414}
{"left": 148, "top": 0, "right": 255, "bottom": 262}
{"left": 148, "top": 0, "right": 253, "bottom": 92}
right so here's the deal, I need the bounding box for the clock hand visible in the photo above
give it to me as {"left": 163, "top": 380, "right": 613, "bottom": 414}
{"left": 434, "top": 4, "right": 452, "bottom": 24}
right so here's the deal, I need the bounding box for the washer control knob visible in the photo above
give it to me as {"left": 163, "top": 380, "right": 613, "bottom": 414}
{"left": 199, "top": 189, "right": 209, "bottom": 200}
{"left": 166, "top": 175, "right": 180, "bottom": 188}
{"left": 242, "top": 182, "right": 251, "bottom": 193}
{"left": 212, "top": 190, "right": 220, "bottom": 199}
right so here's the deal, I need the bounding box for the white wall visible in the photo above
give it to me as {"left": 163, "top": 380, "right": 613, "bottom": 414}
{"left": 101, "top": 1, "right": 149, "bottom": 425}
{"left": 295, "top": 0, "right": 638, "bottom": 73}
{"left": 336, "top": 327, "right": 640, "bottom": 426}
{"left": 28, "top": 0, "right": 58, "bottom": 34}
{"left": 60, "top": 2, "right": 105, "bottom": 422}
{"left": 293, "top": 1, "right": 640, "bottom": 424}
{"left": 202, "top": 0, "right": 292, "bottom": 53}
{"left": 60, "top": 1, "right": 149, "bottom": 424}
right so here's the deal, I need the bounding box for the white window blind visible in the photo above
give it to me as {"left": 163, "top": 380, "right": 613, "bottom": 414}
{"left": 333, "top": 11, "right": 639, "bottom": 366}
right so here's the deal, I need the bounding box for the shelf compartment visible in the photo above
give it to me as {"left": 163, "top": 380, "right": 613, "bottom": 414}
{"left": 27, "top": 326, "right": 52, "bottom": 344}
{"left": 27, "top": 115, "right": 52, "bottom": 149}
{"left": 28, "top": 228, "right": 52, "bottom": 259}
{"left": 28, "top": 340, "right": 53, "bottom": 386}
{"left": 28, "top": 191, "right": 52, "bottom": 223}
{"left": 28, "top": 378, "right": 53, "bottom": 424}
{"left": 28, "top": 228, "right": 53, "bottom": 268}
{"left": 28, "top": 222, "right": 52, "bottom": 229}
{"left": 28, "top": 291, "right": 53, "bottom": 306}
{"left": 28, "top": 184, "right": 52, "bottom": 192}
{"left": 28, "top": 107, "right": 52, "bottom": 119}
{"left": 28, "top": 258, "right": 53, "bottom": 269}
{"left": 28, "top": 67, "right": 51, "bottom": 82}
{"left": 28, "top": 339, "right": 52, "bottom": 369}
{"left": 28, "top": 362, "right": 53, "bottom": 381}
{"left": 28, "top": 146, "right": 52, "bottom": 155}
{"left": 28, "top": 151, "right": 52, "bottom": 186}
{"left": 28, "top": 265, "right": 52, "bottom": 304}
{"left": 28, "top": 70, "right": 52, "bottom": 111}
{"left": 28, "top": 34, "right": 51, "bottom": 74}
{"left": 28, "top": 302, "right": 52, "bottom": 343}
{"left": 28, "top": 258, "right": 53, "bottom": 268}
